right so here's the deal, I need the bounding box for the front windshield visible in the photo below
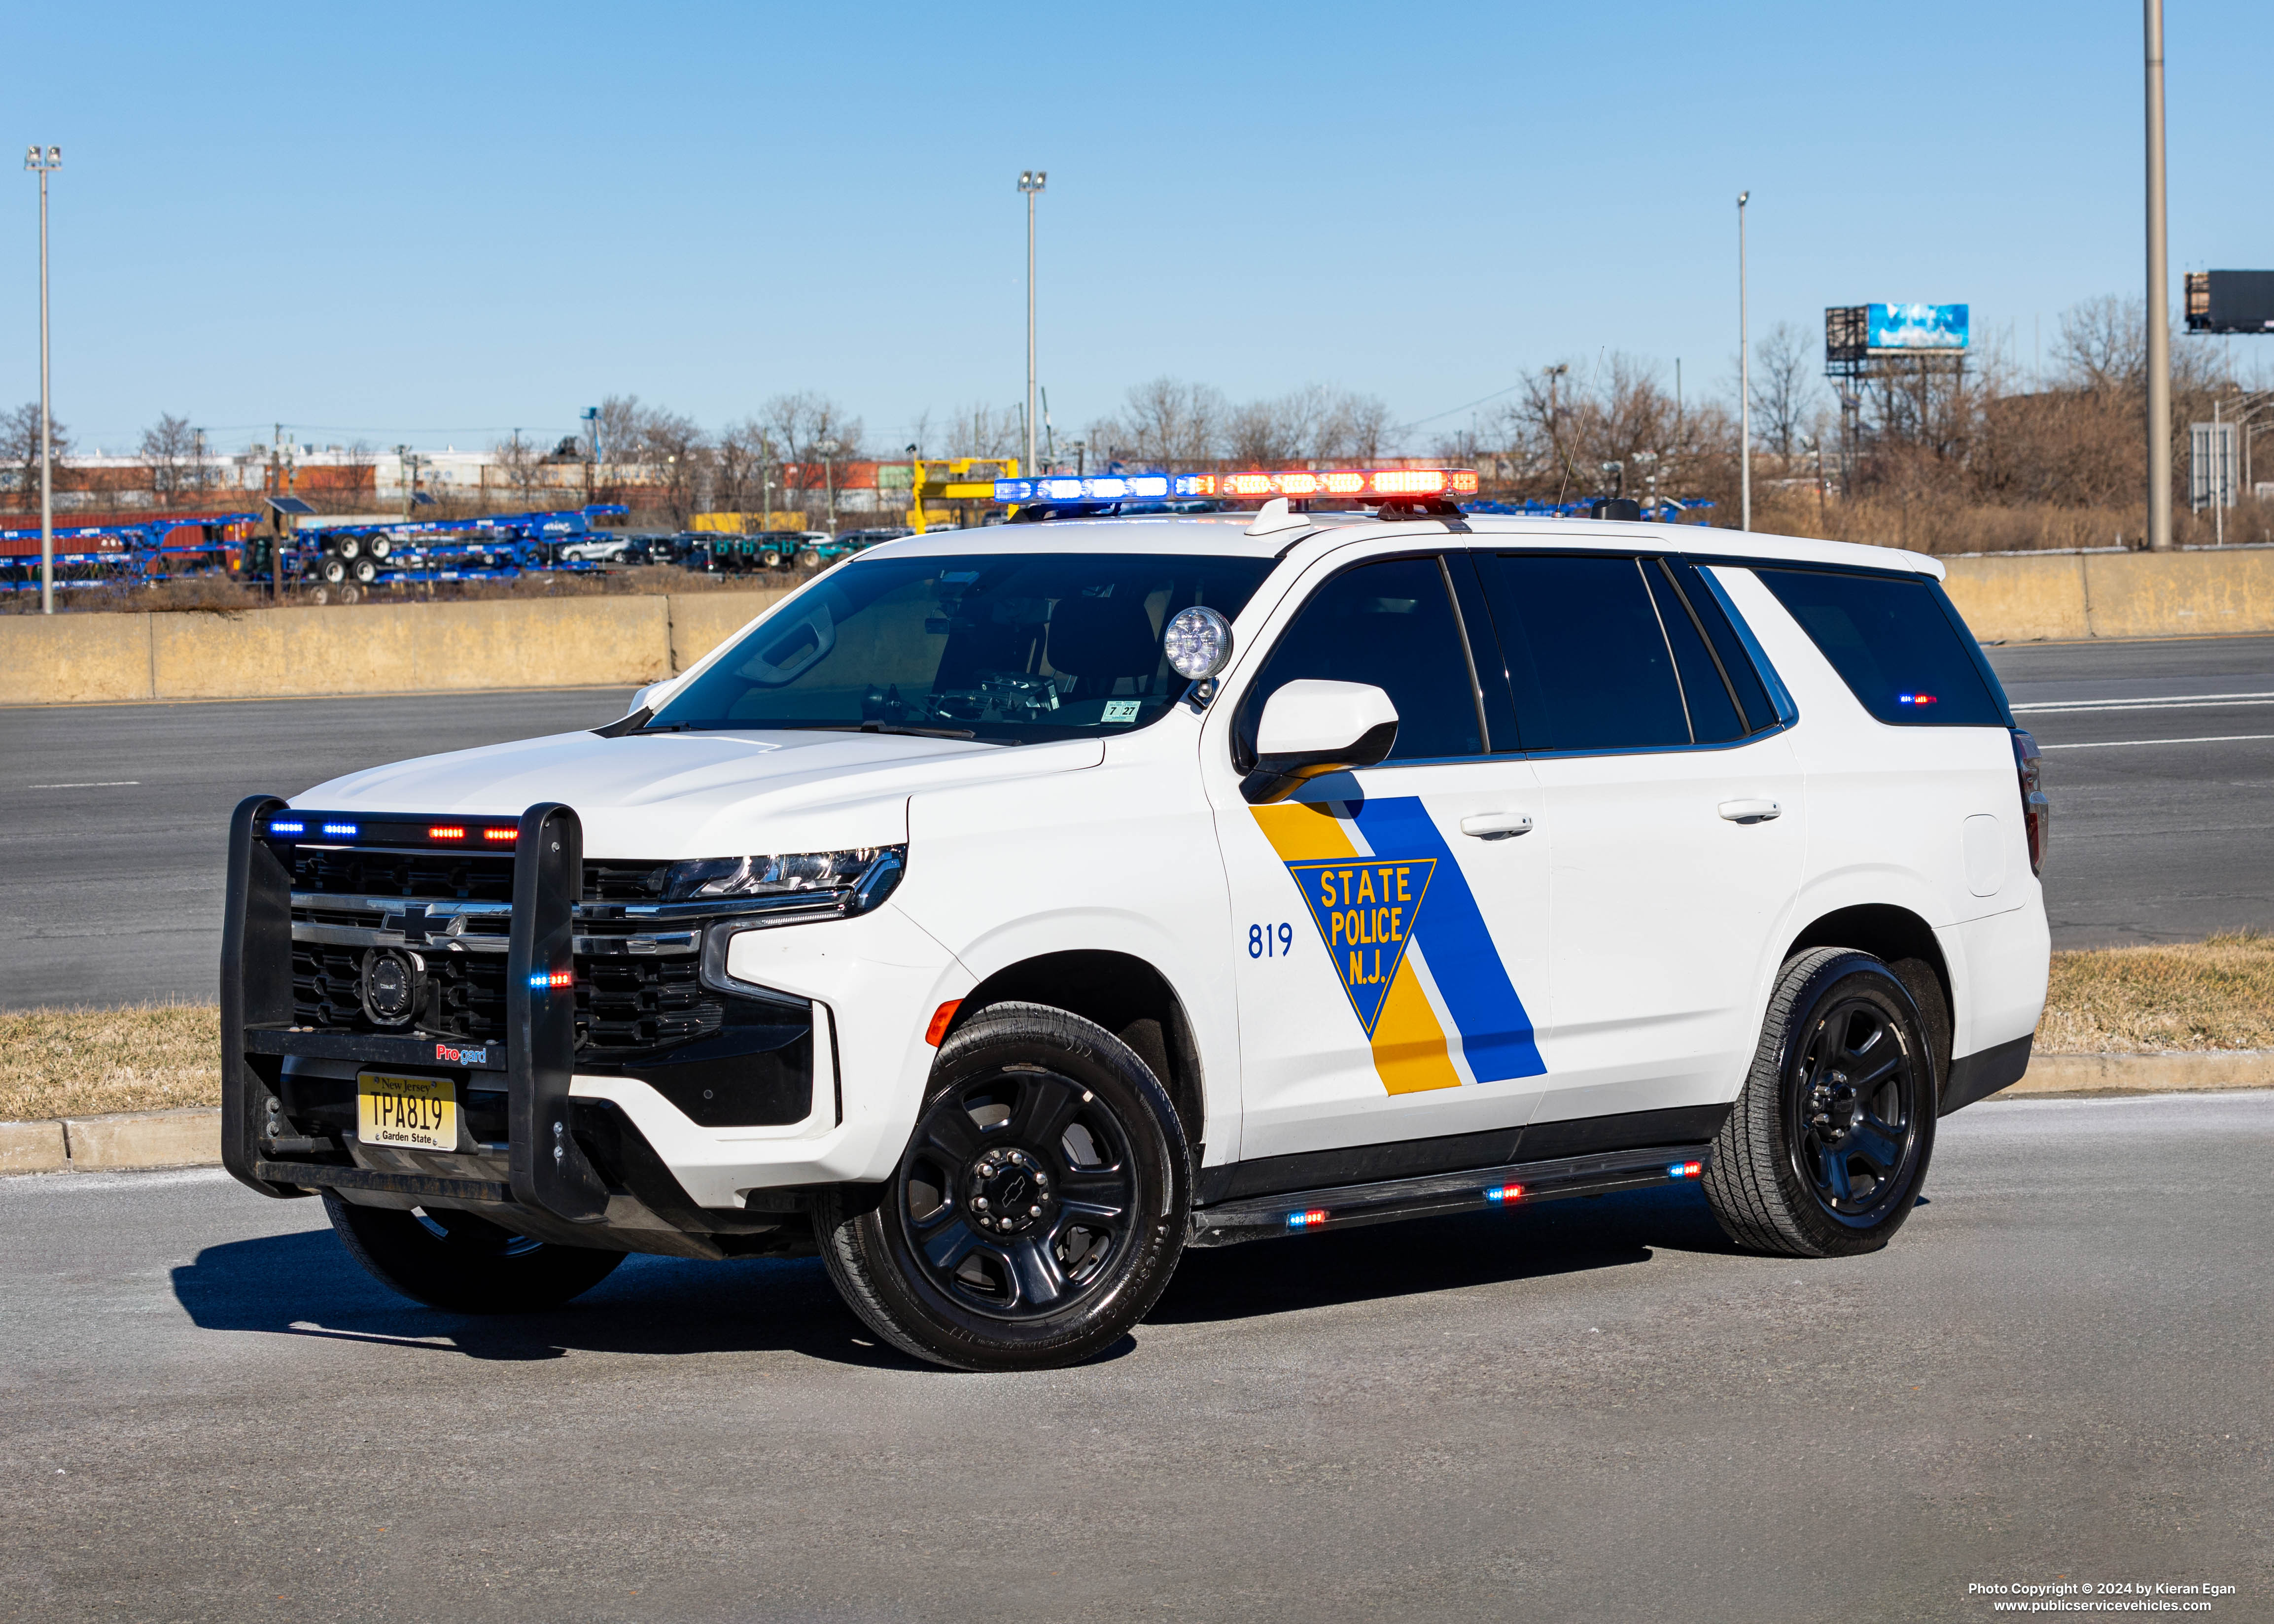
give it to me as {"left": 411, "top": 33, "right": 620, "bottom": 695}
{"left": 651, "top": 551, "right": 1276, "bottom": 742}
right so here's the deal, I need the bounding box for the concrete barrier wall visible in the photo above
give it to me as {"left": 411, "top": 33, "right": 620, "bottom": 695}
{"left": 1940, "top": 548, "right": 2274, "bottom": 643}
{"left": 9, "top": 552, "right": 2272, "bottom": 708}
{"left": 5, "top": 585, "right": 795, "bottom": 706}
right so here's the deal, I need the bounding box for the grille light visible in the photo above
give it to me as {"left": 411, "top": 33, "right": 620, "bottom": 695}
{"left": 268, "top": 819, "right": 305, "bottom": 835}
{"left": 321, "top": 822, "right": 358, "bottom": 837}
{"left": 482, "top": 827, "right": 517, "bottom": 842}
{"left": 429, "top": 825, "right": 467, "bottom": 841}
{"left": 1668, "top": 1161, "right": 1703, "bottom": 1179}
{"left": 527, "top": 969, "right": 573, "bottom": 989}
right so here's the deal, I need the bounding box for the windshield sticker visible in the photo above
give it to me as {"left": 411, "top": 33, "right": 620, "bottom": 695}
{"left": 1285, "top": 858, "right": 1435, "bottom": 1036}
{"left": 1101, "top": 699, "right": 1142, "bottom": 723}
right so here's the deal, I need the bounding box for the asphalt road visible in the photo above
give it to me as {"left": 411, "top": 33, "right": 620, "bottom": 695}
{"left": 1985, "top": 634, "right": 2274, "bottom": 949}
{"left": 1, "top": 632, "right": 2270, "bottom": 1012}
{"left": 3, "top": 1091, "right": 2267, "bottom": 1623}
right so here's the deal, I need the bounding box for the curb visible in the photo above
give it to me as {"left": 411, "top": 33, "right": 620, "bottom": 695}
{"left": 0, "top": 1107, "right": 221, "bottom": 1173}
{"left": 5, "top": 1054, "right": 2271, "bottom": 1178}
{"left": 1993, "top": 1050, "right": 2274, "bottom": 1098}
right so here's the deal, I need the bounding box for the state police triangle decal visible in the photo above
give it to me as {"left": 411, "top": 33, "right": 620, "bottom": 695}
{"left": 1285, "top": 856, "right": 1436, "bottom": 1037}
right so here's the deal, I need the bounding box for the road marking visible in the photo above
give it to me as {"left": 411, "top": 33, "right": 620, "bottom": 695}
{"left": 24, "top": 780, "right": 141, "bottom": 789}
{"left": 2013, "top": 691, "right": 2274, "bottom": 714}
{"left": 2039, "top": 733, "right": 2274, "bottom": 750}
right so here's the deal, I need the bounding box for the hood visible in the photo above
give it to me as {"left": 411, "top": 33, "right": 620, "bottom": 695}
{"left": 293, "top": 728, "right": 1104, "bottom": 858}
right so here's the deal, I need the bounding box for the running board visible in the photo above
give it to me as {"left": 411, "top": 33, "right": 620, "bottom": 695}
{"left": 1186, "top": 1142, "right": 1714, "bottom": 1247}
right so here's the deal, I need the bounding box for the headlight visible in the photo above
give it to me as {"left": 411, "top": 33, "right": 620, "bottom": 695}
{"left": 663, "top": 846, "right": 905, "bottom": 910}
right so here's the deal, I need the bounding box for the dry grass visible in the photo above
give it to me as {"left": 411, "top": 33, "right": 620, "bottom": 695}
{"left": 0, "top": 1002, "right": 221, "bottom": 1121}
{"left": 2038, "top": 930, "right": 2274, "bottom": 1054}
{"left": 4, "top": 934, "right": 2266, "bottom": 1121}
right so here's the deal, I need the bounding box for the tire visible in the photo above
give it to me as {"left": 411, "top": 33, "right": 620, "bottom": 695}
{"left": 815, "top": 1002, "right": 1190, "bottom": 1371}
{"left": 319, "top": 557, "right": 347, "bottom": 585}
{"left": 369, "top": 536, "right": 393, "bottom": 561}
{"left": 351, "top": 557, "right": 377, "bottom": 584}
{"left": 1703, "top": 948, "right": 1938, "bottom": 1258}
{"left": 796, "top": 548, "right": 822, "bottom": 569}
{"left": 322, "top": 1190, "right": 624, "bottom": 1313}
{"left": 336, "top": 585, "right": 361, "bottom": 605}
{"left": 334, "top": 535, "right": 361, "bottom": 561}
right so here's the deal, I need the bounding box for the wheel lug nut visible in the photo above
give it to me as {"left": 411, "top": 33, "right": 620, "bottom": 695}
{"left": 1029, "top": 1205, "right": 1041, "bottom": 1217}
{"left": 975, "top": 1197, "right": 989, "bottom": 1210}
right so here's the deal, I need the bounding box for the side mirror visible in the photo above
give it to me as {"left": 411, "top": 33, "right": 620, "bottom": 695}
{"left": 1241, "top": 680, "right": 1399, "bottom": 804}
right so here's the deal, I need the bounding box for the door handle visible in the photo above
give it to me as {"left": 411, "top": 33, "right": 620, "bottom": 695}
{"left": 1459, "top": 812, "right": 1534, "bottom": 840}
{"left": 1718, "top": 799, "right": 1782, "bottom": 824}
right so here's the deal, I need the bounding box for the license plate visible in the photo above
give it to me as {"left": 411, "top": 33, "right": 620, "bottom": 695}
{"left": 357, "top": 1073, "right": 458, "bottom": 1152}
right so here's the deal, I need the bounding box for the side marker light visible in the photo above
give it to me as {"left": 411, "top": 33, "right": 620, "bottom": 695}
{"left": 1287, "top": 1209, "right": 1328, "bottom": 1229}
{"left": 924, "top": 1000, "right": 962, "bottom": 1046}
{"left": 1485, "top": 1184, "right": 1525, "bottom": 1204}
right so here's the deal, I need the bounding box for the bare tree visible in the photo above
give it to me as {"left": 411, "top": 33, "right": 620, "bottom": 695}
{"left": 759, "top": 393, "right": 862, "bottom": 519}
{"left": 1091, "top": 378, "right": 1224, "bottom": 468}
{"left": 1749, "top": 321, "right": 1819, "bottom": 459}
{"left": 715, "top": 417, "right": 772, "bottom": 513}
{"left": 0, "top": 402, "right": 71, "bottom": 504}
{"left": 490, "top": 430, "right": 548, "bottom": 506}
{"left": 595, "top": 395, "right": 646, "bottom": 468}
{"left": 140, "top": 413, "right": 197, "bottom": 501}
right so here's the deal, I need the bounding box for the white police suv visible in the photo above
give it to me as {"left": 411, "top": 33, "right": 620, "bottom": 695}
{"left": 221, "top": 467, "right": 2051, "bottom": 1370}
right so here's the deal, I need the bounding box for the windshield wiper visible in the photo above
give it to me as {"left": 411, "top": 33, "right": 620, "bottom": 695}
{"left": 836, "top": 722, "right": 983, "bottom": 741}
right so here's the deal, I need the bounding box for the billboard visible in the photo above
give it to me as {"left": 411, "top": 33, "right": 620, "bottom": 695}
{"left": 1867, "top": 303, "right": 1969, "bottom": 352}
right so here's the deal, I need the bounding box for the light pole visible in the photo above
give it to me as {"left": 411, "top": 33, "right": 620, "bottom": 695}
{"left": 1737, "top": 189, "right": 1752, "bottom": 533}
{"left": 1019, "top": 169, "right": 1046, "bottom": 477}
{"left": 25, "top": 145, "right": 60, "bottom": 613}
{"left": 2143, "top": 0, "right": 2173, "bottom": 551}
{"left": 817, "top": 437, "right": 840, "bottom": 535}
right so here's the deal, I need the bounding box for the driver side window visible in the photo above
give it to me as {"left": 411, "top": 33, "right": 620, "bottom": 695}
{"left": 1237, "top": 554, "right": 1484, "bottom": 764}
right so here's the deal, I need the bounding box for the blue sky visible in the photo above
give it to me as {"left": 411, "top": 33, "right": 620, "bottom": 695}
{"left": 3, "top": 0, "right": 2265, "bottom": 456}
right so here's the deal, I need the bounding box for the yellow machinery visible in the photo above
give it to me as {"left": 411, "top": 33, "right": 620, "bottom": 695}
{"left": 906, "top": 458, "right": 1018, "bottom": 534}
{"left": 691, "top": 512, "right": 807, "bottom": 534}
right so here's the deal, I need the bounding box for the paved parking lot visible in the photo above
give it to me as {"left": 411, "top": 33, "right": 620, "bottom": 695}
{"left": 3, "top": 1091, "right": 2268, "bottom": 1623}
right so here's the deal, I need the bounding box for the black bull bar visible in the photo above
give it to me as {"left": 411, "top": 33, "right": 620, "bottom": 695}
{"left": 219, "top": 794, "right": 611, "bottom": 1224}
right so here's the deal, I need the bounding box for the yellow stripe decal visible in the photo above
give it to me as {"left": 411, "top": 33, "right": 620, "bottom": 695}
{"left": 1251, "top": 804, "right": 1461, "bottom": 1096}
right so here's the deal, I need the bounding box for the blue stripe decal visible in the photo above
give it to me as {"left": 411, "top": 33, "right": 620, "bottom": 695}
{"left": 1351, "top": 795, "right": 1545, "bottom": 1082}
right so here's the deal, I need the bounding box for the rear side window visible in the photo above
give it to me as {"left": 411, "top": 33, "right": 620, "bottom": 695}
{"left": 1753, "top": 567, "right": 2008, "bottom": 726}
{"left": 1473, "top": 554, "right": 1690, "bottom": 751}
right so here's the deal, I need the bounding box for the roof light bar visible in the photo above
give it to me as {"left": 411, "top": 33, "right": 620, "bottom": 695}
{"left": 267, "top": 819, "right": 305, "bottom": 836}
{"left": 321, "top": 822, "right": 359, "bottom": 838}
{"left": 482, "top": 827, "right": 517, "bottom": 842}
{"left": 428, "top": 825, "right": 466, "bottom": 841}
{"left": 991, "top": 469, "right": 1478, "bottom": 503}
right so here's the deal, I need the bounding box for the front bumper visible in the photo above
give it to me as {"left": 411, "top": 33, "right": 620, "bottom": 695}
{"left": 222, "top": 795, "right": 963, "bottom": 1246}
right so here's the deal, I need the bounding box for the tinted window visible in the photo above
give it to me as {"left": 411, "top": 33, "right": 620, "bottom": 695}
{"left": 1671, "top": 559, "right": 1779, "bottom": 730}
{"left": 1753, "top": 567, "right": 2007, "bottom": 726}
{"left": 1474, "top": 554, "right": 1689, "bottom": 751}
{"left": 1241, "top": 555, "right": 1482, "bottom": 763}
{"left": 1645, "top": 562, "right": 1746, "bottom": 744}
{"left": 655, "top": 552, "right": 1274, "bottom": 743}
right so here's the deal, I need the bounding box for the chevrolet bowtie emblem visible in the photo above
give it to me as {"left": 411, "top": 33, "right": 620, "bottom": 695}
{"left": 382, "top": 904, "right": 437, "bottom": 945}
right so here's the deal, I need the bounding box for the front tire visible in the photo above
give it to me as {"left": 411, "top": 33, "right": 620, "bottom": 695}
{"left": 1703, "top": 948, "right": 1937, "bottom": 1258}
{"left": 322, "top": 1190, "right": 625, "bottom": 1313}
{"left": 816, "top": 1002, "right": 1190, "bottom": 1371}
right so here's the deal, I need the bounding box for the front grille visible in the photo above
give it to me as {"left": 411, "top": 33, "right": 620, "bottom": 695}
{"left": 279, "top": 844, "right": 721, "bottom": 1060}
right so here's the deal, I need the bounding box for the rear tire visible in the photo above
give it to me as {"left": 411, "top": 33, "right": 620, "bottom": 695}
{"left": 322, "top": 1190, "right": 625, "bottom": 1313}
{"left": 1703, "top": 948, "right": 1937, "bottom": 1258}
{"left": 815, "top": 1002, "right": 1190, "bottom": 1371}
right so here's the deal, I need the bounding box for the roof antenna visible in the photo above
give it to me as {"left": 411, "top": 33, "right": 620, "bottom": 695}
{"left": 1244, "top": 496, "right": 1309, "bottom": 537}
{"left": 1554, "top": 347, "right": 1606, "bottom": 510}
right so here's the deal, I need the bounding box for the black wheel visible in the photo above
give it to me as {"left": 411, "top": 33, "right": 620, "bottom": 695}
{"left": 1703, "top": 948, "right": 1936, "bottom": 1258}
{"left": 322, "top": 1190, "right": 625, "bottom": 1313}
{"left": 815, "top": 1002, "right": 1190, "bottom": 1371}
